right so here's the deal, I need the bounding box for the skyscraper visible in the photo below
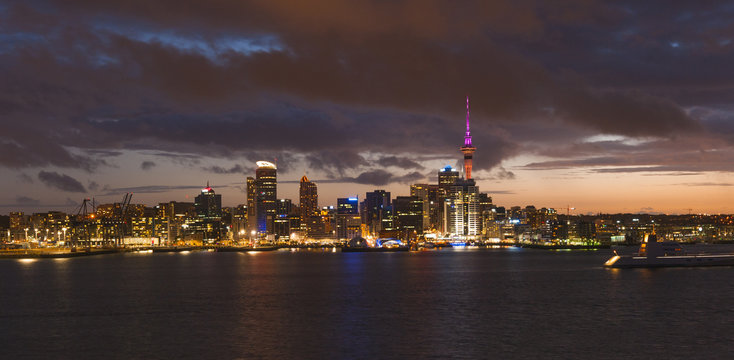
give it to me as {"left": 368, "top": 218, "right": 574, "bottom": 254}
{"left": 394, "top": 195, "right": 423, "bottom": 240}
{"left": 438, "top": 165, "right": 459, "bottom": 191}
{"left": 444, "top": 180, "right": 480, "bottom": 238}
{"left": 410, "top": 183, "right": 440, "bottom": 231}
{"left": 337, "top": 197, "right": 359, "bottom": 214}
{"left": 461, "top": 96, "right": 476, "bottom": 179}
{"left": 274, "top": 199, "right": 292, "bottom": 238}
{"left": 362, "top": 190, "right": 391, "bottom": 236}
{"left": 194, "top": 182, "right": 222, "bottom": 218}
{"left": 336, "top": 197, "right": 360, "bottom": 240}
{"left": 193, "top": 183, "right": 223, "bottom": 242}
{"left": 436, "top": 166, "right": 459, "bottom": 232}
{"left": 299, "top": 175, "right": 318, "bottom": 225}
{"left": 246, "top": 177, "right": 257, "bottom": 233}
{"left": 255, "top": 161, "right": 277, "bottom": 234}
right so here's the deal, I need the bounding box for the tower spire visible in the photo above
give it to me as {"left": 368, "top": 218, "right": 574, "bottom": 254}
{"left": 464, "top": 95, "right": 472, "bottom": 147}
{"left": 461, "top": 95, "right": 477, "bottom": 179}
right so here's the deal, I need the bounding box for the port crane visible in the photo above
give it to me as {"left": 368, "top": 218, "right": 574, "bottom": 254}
{"left": 71, "top": 198, "right": 96, "bottom": 247}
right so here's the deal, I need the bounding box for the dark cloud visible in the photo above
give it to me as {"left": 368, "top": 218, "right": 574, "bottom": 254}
{"left": 488, "top": 190, "right": 516, "bottom": 195}
{"left": 0, "top": 0, "right": 732, "bottom": 184}
{"left": 352, "top": 170, "right": 393, "bottom": 186}
{"left": 202, "top": 164, "right": 250, "bottom": 174}
{"left": 482, "top": 167, "right": 516, "bottom": 180}
{"left": 87, "top": 181, "right": 99, "bottom": 191}
{"left": 140, "top": 161, "right": 156, "bottom": 170}
{"left": 64, "top": 197, "right": 79, "bottom": 206}
{"left": 15, "top": 196, "right": 41, "bottom": 206}
{"left": 523, "top": 135, "right": 734, "bottom": 173}
{"left": 377, "top": 156, "right": 424, "bottom": 170}
{"left": 18, "top": 173, "right": 34, "bottom": 183}
{"left": 101, "top": 184, "right": 212, "bottom": 195}
{"left": 677, "top": 182, "right": 733, "bottom": 187}
{"left": 37, "top": 171, "right": 87, "bottom": 193}
{"left": 306, "top": 151, "right": 369, "bottom": 177}
{"left": 346, "top": 170, "right": 425, "bottom": 186}
{"left": 637, "top": 207, "right": 663, "bottom": 215}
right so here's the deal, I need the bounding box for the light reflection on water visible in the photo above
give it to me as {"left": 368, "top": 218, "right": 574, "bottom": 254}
{"left": 1, "top": 248, "right": 734, "bottom": 358}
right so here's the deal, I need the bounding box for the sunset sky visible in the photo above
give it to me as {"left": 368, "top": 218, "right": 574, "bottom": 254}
{"left": 1, "top": 1, "right": 733, "bottom": 214}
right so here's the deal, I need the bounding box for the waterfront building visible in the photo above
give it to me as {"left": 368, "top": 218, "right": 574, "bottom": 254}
{"left": 444, "top": 179, "right": 480, "bottom": 238}
{"left": 274, "top": 199, "right": 293, "bottom": 239}
{"left": 255, "top": 161, "right": 277, "bottom": 234}
{"left": 195, "top": 182, "right": 222, "bottom": 218}
{"left": 336, "top": 197, "right": 360, "bottom": 240}
{"left": 317, "top": 206, "right": 336, "bottom": 239}
{"left": 246, "top": 177, "right": 257, "bottom": 233}
{"left": 230, "top": 205, "right": 248, "bottom": 241}
{"left": 410, "top": 184, "right": 430, "bottom": 231}
{"left": 299, "top": 175, "right": 319, "bottom": 228}
{"left": 410, "top": 183, "right": 442, "bottom": 232}
{"left": 361, "top": 190, "right": 391, "bottom": 236}
{"left": 191, "top": 183, "right": 224, "bottom": 242}
{"left": 394, "top": 196, "right": 423, "bottom": 240}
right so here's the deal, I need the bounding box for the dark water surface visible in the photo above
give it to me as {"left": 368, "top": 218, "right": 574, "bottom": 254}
{"left": 2, "top": 248, "right": 734, "bottom": 359}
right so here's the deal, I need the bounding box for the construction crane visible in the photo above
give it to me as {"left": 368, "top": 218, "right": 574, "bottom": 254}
{"left": 561, "top": 205, "right": 575, "bottom": 217}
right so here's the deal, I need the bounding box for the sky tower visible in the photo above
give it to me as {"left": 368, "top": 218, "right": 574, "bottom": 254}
{"left": 461, "top": 96, "right": 476, "bottom": 179}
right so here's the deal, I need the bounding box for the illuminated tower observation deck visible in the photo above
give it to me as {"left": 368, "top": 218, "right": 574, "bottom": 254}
{"left": 461, "top": 96, "right": 476, "bottom": 179}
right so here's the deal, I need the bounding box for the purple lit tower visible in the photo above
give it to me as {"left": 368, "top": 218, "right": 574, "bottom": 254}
{"left": 461, "top": 96, "right": 476, "bottom": 179}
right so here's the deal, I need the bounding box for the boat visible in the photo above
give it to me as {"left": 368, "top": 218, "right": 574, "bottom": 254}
{"left": 341, "top": 246, "right": 409, "bottom": 252}
{"left": 604, "top": 233, "right": 734, "bottom": 268}
{"left": 342, "top": 236, "right": 409, "bottom": 252}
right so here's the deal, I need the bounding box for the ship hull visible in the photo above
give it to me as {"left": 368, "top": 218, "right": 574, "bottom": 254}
{"left": 605, "top": 254, "right": 734, "bottom": 268}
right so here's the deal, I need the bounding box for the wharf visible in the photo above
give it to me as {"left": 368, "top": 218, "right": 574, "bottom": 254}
{"left": 518, "top": 243, "right": 610, "bottom": 250}
{"left": 0, "top": 248, "right": 121, "bottom": 259}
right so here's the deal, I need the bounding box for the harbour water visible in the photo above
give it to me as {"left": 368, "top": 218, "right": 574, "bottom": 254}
{"left": 2, "top": 247, "right": 734, "bottom": 359}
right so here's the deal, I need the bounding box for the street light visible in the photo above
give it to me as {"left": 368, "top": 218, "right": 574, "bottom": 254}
{"left": 24, "top": 228, "right": 29, "bottom": 241}
{"left": 62, "top": 227, "right": 67, "bottom": 244}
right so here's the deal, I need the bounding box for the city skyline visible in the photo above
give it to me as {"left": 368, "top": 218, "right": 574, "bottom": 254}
{"left": 1, "top": 1, "right": 734, "bottom": 215}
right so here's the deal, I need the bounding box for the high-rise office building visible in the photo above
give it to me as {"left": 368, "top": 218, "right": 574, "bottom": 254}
{"left": 438, "top": 165, "right": 460, "bottom": 191}
{"left": 410, "top": 184, "right": 441, "bottom": 231}
{"left": 246, "top": 177, "right": 257, "bottom": 233}
{"left": 436, "top": 166, "right": 459, "bottom": 232}
{"left": 192, "top": 183, "right": 223, "bottom": 242}
{"left": 336, "top": 197, "right": 360, "bottom": 240}
{"left": 255, "top": 161, "right": 277, "bottom": 234}
{"left": 337, "top": 197, "right": 359, "bottom": 214}
{"left": 444, "top": 179, "right": 480, "bottom": 238}
{"left": 299, "top": 175, "right": 318, "bottom": 227}
{"left": 274, "top": 199, "right": 292, "bottom": 239}
{"left": 362, "top": 190, "right": 391, "bottom": 236}
{"left": 194, "top": 182, "right": 222, "bottom": 219}
{"left": 394, "top": 195, "right": 423, "bottom": 240}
